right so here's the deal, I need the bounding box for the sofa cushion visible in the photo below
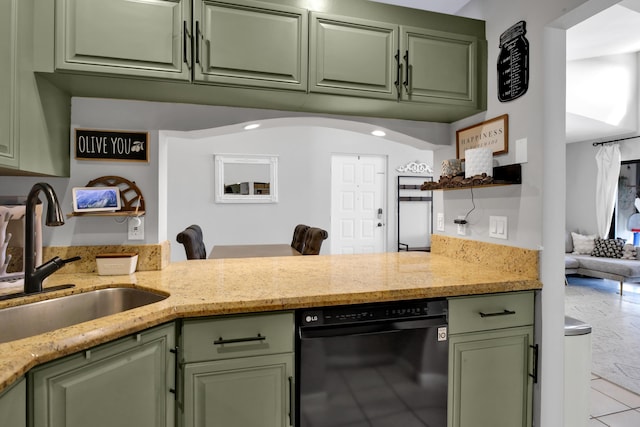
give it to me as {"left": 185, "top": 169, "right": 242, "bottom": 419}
{"left": 565, "top": 255, "right": 580, "bottom": 269}
{"left": 575, "top": 255, "right": 640, "bottom": 278}
{"left": 566, "top": 232, "right": 574, "bottom": 253}
{"left": 622, "top": 244, "right": 637, "bottom": 260}
{"left": 571, "top": 232, "right": 597, "bottom": 255}
{"left": 591, "top": 238, "right": 625, "bottom": 258}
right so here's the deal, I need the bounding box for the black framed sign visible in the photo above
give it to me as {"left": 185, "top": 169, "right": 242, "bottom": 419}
{"left": 75, "top": 129, "right": 149, "bottom": 162}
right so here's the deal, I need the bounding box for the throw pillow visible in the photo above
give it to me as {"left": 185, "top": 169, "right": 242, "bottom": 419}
{"left": 591, "top": 238, "right": 625, "bottom": 258}
{"left": 571, "top": 232, "right": 597, "bottom": 255}
{"left": 621, "top": 243, "right": 637, "bottom": 260}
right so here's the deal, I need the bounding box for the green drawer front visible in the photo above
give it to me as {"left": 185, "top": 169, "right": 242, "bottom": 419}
{"left": 448, "top": 291, "right": 534, "bottom": 334}
{"left": 182, "top": 312, "right": 294, "bottom": 362}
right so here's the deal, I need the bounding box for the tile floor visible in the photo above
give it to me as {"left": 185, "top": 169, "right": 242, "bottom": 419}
{"left": 589, "top": 374, "right": 640, "bottom": 426}
{"left": 565, "top": 277, "right": 640, "bottom": 426}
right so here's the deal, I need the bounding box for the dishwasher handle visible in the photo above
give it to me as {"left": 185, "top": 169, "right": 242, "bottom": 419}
{"left": 298, "top": 316, "right": 446, "bottom": 340}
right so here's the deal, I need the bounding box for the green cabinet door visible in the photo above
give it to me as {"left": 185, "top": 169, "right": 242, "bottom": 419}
{"left": 0, "top": 0, "right": 19, "bottom": 168}
{"left": 183, "top": 353, "right": 294, "bottom": 427}
{"left": 1, "top": 0, "right": 70, "bottom": 176}
{"left": 194, "top": 0, "right": 307, "bottom": 91}
{"left": 0, "top": 377, "right": 26, "bottom": 427}
{"left": 448, "top": 327, "right": 534, "bottom": 427}
{"left": 309, "top": 12, "right": 398, "bottom": 99}
{"left": 400, "top": 26, "right": 480, "bottom": 107}
{"left": 55, "top": 0, "right": 190, "bottom": 80}
{"left": 30, "top": 323, "right": 176, "bottom": 427}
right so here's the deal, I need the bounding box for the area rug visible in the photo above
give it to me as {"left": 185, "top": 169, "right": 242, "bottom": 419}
{"left": 565, "top": 276, "right": 640, "bottom": 396}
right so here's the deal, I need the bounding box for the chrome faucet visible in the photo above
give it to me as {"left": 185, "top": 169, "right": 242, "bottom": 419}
{"left": 24, "top": 183, "right": 79, "bottom": 294}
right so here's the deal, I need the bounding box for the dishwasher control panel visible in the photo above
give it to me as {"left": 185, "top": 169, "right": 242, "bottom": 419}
{"left": 300, "top": 298, "right": 447, "bottom": 327}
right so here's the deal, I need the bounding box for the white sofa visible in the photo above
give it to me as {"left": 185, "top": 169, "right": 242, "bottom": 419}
{"left": 565, "top": 233, "right": 640, "bottom": 295}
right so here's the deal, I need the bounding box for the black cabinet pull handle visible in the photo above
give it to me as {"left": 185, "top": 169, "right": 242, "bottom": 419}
{"left": 403, "top": 50, "right": 410, "bottom": 94}
{"left": 478, "top": 309, "right": 516, "bottom": 318}
{"left": 288, "top": 376, "right": 294, "bottom": 426}
{"left": 213, "top": 333, "right": 266, "bottom": 345}
{"left": 169, "top": 346, "right": 179, "bottom": 399}
{"left": 529, "top": 344, "right": 539, "bottom": 383}
{"left": 183, "top": 21, "right": 192, "bottom": 70}
{"left": 195, "top": 21, "right": 201, "bottom": 65}
{"left": 394, "top": 50, "right": 401, "bottom": 99}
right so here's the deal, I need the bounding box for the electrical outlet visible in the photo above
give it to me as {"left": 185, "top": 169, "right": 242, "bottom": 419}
{"left": 128, "top": 217, "right": 144, "bottom": 240}
{"left": 457, "top": 216, "right": 466, "bottom": 236}
{"left": 436, "top": 213, "right": 445, "bottom": 231}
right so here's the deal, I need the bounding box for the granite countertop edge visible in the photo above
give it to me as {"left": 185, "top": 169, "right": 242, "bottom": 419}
{"left": 0, "top": 252, "right": 541, "bottom": 393}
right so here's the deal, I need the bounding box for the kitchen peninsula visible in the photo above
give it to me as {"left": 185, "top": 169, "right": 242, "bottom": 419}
{"left": 0, "top": 236, "right": 540, "bottom": 393}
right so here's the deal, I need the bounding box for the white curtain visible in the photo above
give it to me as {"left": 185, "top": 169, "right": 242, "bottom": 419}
{"left": 595, "top": 144, "right": 621, "bottom": 238}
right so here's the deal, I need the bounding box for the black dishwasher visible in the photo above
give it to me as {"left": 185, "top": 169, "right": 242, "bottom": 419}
{"left": 296, "top": 299, "right": 448, "bottom": 427}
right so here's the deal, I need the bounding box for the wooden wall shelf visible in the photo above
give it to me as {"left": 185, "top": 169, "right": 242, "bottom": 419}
{"left": 67, "top": 210, "right": 145, "bottom": 218}
{"left": 66, "top": 175, "right": 145, "bottom": 218}
{"left": 421, "top": 164, "right": 522, "bottom": 191}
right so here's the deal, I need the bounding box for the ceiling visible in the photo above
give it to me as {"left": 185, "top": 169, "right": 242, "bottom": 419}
{"left": 368, "top": 0, "right": 471, "bottom": 14}
{"left": 374, "top": 1, "right": 640, "bottom": 144}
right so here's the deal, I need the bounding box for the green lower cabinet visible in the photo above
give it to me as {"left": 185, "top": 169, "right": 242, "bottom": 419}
{"left": 448, "top": 291, "right": 535, "bottom": 427}
{"left": 183, "top": 353, "right": 294, "bottom": 427}
{"left": 448, "top": 326, "right": 534, "bottom": 427}
{"left": 29, "top": 323, "right": 176, "bottom": 427}
{"left": 0, "top": 377, "right": 26, "bottom": 427}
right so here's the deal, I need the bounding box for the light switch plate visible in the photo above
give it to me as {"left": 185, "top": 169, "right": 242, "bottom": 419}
{"left": 436, "top": 213, "right": 445, "bottom": 231}
{"left": 489, "top": 216, "right": 507, "bottom": 239}
{"left": 515, "top": 138, "right": 527, "bottom": 164}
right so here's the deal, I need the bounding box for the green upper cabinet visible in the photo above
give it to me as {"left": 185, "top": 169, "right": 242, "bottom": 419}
{"left": 400, "top": 26, "right": 479, "bottom": 107}
{"left": 309, "top": 12, "right": 482, "bottom": 108}
{"left": 0, "top": 0, "right": 69, "bottom": 177}
{"left": 309, "top": 13, "right": 398, "bottom": 100}
{"left": 0, "top": 0, "right": 20, "bottom": 168}
{"left": 55, "top": 0, "right": 190, "bottom": 80}
{"left": 31, "top": 0, "right": 486, "bottom": 123}
{"left": 194, "top": 0, "right": 308, "bottom": 90}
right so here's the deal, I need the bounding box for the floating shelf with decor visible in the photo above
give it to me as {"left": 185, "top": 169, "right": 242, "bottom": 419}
{"left": 420, "top": 164, "right": 522, "bottom": 191}
{"left": 67, "top": 176, "right": 145, "bottom": 217}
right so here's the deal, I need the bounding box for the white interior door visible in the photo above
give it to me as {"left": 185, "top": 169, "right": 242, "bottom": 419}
{"left": 331, "top": 154, "right": 387, "bottom": 254}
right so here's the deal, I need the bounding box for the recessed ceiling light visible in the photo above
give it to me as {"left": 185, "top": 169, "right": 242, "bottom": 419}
{"left": 371, "top": 130, "right": 386, "bottom": 137}
{"left": 244, "top": 123, "right": 261, "bottom": 130}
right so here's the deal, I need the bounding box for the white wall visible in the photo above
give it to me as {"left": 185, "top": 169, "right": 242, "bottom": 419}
{"left": 0, "top": 99, "right": 445, "bottom": 248}
{"left": 453, "top": 1, "right": 618, "bottom": 427}
{"left": 566, "top": 52, "right": 639, "bottom": 143}
{"left": 163, "top": 122, "right": 434, "bottom": 261}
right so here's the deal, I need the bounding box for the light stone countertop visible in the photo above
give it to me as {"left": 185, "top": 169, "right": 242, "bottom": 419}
{"left": 0, "top": 249, "right": 541, "bottom": 393}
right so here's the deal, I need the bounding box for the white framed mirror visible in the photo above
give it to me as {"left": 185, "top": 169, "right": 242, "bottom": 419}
{"left": 214, "top": 154, "right": 279, "bottom": 203}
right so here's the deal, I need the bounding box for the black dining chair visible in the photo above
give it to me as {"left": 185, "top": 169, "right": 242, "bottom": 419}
{"left": 291, "top": 224, "right": 310, "bottom": 253}
{"left": 176, "top": 224, "right": 207, "bottom": 259}
{"left": 301, "top": 227, "right": 328, "bottom": 255}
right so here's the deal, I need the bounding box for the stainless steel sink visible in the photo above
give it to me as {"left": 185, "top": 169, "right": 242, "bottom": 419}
{"left": 0, "top": 287, "right": 167, "bottom": 343}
